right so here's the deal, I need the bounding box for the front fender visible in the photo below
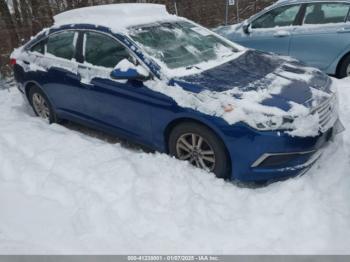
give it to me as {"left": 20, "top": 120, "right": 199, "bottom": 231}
{"left": 151, "top": 108, "right": 232, "bottom": 154}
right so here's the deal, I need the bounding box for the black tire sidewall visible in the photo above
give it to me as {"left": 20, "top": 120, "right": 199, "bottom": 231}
{"left": 169, "top": 122, "right": 231, "bottom": 179}
{"left": 29, "top": 85, "right": 56, "bottom": 124}
{"left": 338, "top": 55, "right": 350, "bottom": 79}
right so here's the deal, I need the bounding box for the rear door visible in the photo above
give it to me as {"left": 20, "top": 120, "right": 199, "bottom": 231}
{"left": 289, "top": 2, "right": 350, "bottom": 71}
{"left": 41, "top": 30, "right": 86, "bottom": 115}
{"left": 240, "top": 4, "right": 302, "bottom": 55}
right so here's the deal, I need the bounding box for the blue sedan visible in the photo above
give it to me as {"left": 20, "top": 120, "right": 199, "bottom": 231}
{"left": 216, "top": 0, "right": 350, "bottom": 78}
{"left": 11, "top": 4, "right": 342, "bottom": 182}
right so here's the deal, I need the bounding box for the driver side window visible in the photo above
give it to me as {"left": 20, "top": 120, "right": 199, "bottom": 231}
{"left": 84, "top": 32, "right": 130, "bottom": 68}
{"left": 252, "top": 4, "right": 301, "bottom": 29}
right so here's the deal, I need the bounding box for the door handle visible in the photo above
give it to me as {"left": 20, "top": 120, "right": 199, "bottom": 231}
{"left": 23, "top": 61, "right": 30, "bottom": 65}
{"left": 273, "top": 31, "right": 290, "bottom": 37}
{"left": 78, "top": 65, "right": 88, "bottom": 70}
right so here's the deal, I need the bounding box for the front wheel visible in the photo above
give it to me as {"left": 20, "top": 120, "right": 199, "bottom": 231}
{"left": 169, "top": 122, "right": 231, "bottom": 179}
{"left": 29, "top": 85, "right": 56, "bottom": 124}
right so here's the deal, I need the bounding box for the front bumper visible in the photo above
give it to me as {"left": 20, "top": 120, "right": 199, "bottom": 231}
{"left": 225, "top": 119, "right": 344, "bottom": 182}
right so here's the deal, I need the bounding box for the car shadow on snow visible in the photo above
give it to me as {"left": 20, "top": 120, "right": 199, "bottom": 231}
{"left": 62, "top": 120, "right": 154, "bottom": 154}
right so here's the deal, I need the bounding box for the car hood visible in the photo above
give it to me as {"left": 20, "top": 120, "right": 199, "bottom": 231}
{"left": 172, "top": 50, "right": 333, "bottom": 112}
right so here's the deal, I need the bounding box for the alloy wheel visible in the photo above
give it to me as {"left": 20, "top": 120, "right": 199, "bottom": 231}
{"left": 176, "top": 133, "right": 216, "bottom": 172}
{"left": 346, "top": 64, "right": 350, "bottom": 76}
{"left": 32, "top": 93, "right": 50, "bottom": 121}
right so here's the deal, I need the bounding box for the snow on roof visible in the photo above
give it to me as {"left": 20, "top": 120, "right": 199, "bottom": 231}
{"left": 53, "top": 4, "right": 178, "bottom": 32}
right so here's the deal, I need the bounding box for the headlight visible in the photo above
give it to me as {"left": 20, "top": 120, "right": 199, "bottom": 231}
{"left": 255, "top": 116, "right": 295, "bottom": 131}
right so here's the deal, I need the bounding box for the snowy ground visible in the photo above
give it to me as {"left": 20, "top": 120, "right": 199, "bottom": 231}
{"left": 0, "top": 77, "right": 349, "bottom": 255}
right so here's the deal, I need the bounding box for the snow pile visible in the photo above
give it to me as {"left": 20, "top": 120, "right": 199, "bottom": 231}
{"left": 0, "top": 78, "right": 349, "bottom": 254}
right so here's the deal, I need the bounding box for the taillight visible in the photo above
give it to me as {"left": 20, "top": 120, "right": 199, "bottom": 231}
{"left": 10, "top": 58, "right": 16, "bottom": 65}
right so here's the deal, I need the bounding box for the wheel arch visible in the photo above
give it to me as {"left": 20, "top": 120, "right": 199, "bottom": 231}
{"left": 163, "top": 117, "right": 232, "bottom": 173}
{"left": 24, "top": 80, "right": 43, "bottom": 104}
{"left": 336, "top": 51, "right": 350, "bottom": 78}
{"left": 23, "top": 80, "right": 58, "bottom": 123}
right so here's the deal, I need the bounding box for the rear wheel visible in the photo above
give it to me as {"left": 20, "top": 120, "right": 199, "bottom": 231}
{"left": 169, "top": 122, "right": 230, "bottom": 179}
{"left": 29, "top": 85, "right": 56, "bottom": 124}
{"left": 337, "top": 54, "right": 350, "bottom": 79}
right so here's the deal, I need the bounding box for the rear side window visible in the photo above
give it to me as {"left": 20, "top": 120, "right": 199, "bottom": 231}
{"left": 252, "top": 4, "right": 301, "bottom": 29}
{"left": 30, "top": 41, "right": 44, "bottom": 54}
{"left": 47, "top": 31, "right": 76, "bottom": 60}
{"left": 304, "top": 3, "right": 350, "bottom": 24}
{"left": 84, "top": 32, "right": 130, "bottom": 68}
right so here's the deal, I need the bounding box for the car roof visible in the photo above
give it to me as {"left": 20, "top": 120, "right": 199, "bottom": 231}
{"left": 246, "top": 0, "right": 350, "bottom": 23}
{"left": 272, "top": 0, "right": 350, "bottom": 8}
{"left": 53, "top": 4, "right": 180, "bottom": 32}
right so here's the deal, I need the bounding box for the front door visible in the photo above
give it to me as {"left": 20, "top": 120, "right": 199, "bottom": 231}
{"left": 240, "top": 4, "right": 302, "bottom": 55}
{"left": 79, "top": 31, "right": 153, "bottom": 143}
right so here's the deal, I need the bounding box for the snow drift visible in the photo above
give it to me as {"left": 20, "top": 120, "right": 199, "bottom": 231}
{"left": 0, "top": 77, "right": 349, "bottom": 254}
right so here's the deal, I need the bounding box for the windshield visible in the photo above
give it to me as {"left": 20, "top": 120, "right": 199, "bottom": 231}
{"left": 128, "top": 21, "right": 239, "bottom": 71}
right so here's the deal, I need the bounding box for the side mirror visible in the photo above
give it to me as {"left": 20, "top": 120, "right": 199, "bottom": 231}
{"left": 111, "top": 68, "right": 148, "bottom": 81}
{"left": 242, "top": 23, "right": 251, "bottom": 35}
{"left": 111, "top": 59, "right": 150, "bottom": 81}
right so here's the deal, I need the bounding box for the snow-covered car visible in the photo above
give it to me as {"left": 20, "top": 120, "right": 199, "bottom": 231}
{"left": 216, "top": 0, "right": 350, "bottom": 78}
{"left": 11, "top": 4, "right": 344, "bottom": 182}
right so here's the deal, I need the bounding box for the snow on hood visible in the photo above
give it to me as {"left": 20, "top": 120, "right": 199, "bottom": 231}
{"left": 146, "top": 51, "right": 336, "bottom": 137}
{"left": 53, "top": 4, "right": 179, "bottom": 33}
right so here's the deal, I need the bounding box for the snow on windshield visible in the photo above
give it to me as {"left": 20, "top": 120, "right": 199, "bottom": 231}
{"left": 128, "top": 21, "right": 246, "bottom": 77}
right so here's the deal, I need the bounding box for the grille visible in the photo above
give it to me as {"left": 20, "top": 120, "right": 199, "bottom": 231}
{"left": 312, "top": 95, "right": 338, "bottom": 133}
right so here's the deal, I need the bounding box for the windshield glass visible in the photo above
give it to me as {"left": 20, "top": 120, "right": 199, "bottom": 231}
{"left": 128, "top": 21, "right": 239, "bottom": 71}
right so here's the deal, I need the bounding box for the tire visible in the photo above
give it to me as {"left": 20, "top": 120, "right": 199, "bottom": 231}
{"left": 337, "top": 54, "right": 350, "bottom": 79}
{"left": 169, "top": 122, "right": 231, "bottom": 179}
{"left": 28, "top": 85, "right": 56, "bottom": 124}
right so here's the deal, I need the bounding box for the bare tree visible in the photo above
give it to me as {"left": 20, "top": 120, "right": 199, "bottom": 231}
{"left": 19, "top": 0, "right": 33, "bottom": 39}
{"left": 0, "top": 0, "right": 19, "bottom": 47}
